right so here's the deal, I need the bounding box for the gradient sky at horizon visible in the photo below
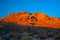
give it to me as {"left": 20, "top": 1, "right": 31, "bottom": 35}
{"left": 0, "top": 0, "right": 60, "bottom": 18}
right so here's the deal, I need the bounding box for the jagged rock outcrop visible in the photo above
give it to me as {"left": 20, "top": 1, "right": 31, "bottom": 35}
{"left": 0, "top": 12, "right": 60, "bottom": 28}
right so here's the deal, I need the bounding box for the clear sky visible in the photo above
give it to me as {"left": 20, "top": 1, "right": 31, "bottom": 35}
{"left": 0, "top": 0, "right": 60, "bottom": 18}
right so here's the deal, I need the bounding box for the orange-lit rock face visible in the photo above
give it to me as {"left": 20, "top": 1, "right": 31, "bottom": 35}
{"left": 0, "top": 12, "right": 60, "bottom": 28}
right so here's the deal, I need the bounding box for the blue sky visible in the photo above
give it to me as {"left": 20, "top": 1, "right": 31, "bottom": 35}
{"left": 0, "top": 0, "right": 60, "bottom": 18}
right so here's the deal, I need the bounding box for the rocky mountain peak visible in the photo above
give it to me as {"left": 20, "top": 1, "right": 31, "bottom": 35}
{"left": 0, "top": 12, "right": 60, "bottom": 28}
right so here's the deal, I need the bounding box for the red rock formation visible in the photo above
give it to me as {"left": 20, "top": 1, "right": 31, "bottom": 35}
{"left": 0, "top": 12, "right": 60, "bottom": 28}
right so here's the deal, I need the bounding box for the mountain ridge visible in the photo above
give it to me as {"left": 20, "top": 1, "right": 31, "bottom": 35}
{"left": 0, "top": 12, "right": 60, "bottom": 28}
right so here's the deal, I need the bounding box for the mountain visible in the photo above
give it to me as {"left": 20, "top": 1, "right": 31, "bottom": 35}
{"left": 0, "top": 12, "right": 60, "bottom": 28}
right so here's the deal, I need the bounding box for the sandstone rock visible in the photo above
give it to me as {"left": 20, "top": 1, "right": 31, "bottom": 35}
{"left": 0, "top": 12, "right": 60, "bottom": 28}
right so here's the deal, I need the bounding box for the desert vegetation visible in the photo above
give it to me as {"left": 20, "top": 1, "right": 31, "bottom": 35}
{"left": 0, "top": 22, "right": 60, "bottom": 40}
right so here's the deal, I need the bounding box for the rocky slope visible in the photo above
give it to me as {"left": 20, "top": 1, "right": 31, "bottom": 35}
{"left": 0, "top": 12, "right": 60, "bottom": 28}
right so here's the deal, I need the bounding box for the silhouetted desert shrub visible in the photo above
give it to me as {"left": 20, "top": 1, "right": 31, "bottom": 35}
{"left": 0, "top": 22, "right": 60, "bottom": 40}
{"left": 21, "top": 36, "right": 32, "bottom": 40}
{"left": 55, "top": 35, "right": 60, "bottom": 40}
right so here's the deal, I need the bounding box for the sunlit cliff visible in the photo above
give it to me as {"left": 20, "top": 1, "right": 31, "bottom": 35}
{"left": 0, "top": 12, "right": 60, "bottom": 28}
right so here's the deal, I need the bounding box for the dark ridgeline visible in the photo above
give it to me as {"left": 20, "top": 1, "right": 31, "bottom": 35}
{"left": 0, "top": 22, "right": 60, "bottom": 40}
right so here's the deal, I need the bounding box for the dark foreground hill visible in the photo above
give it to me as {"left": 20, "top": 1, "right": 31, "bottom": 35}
{"left": 0, "top": 22, "right": 60, "bottom": 40}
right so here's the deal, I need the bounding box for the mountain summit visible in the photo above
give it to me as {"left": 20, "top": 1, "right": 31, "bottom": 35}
{"left": 0, "top": 12, "right": 60, "bottom": 28}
